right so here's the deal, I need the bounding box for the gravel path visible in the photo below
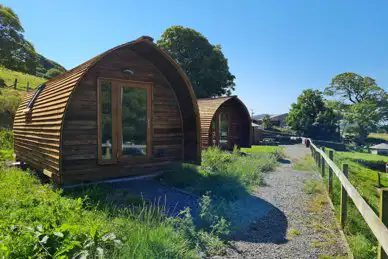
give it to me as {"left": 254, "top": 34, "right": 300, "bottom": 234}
{"left": 221, "top": 144, "right": 350, "bottom": 259}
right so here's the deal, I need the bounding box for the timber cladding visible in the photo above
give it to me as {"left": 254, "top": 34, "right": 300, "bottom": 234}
{"left": 198, "top": 96, "right": 251, "bottom": 150}
{"left": 13, "top": 36, "right": 200, "bottom": 185}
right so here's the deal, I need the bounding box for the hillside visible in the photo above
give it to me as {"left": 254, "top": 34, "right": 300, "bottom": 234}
{"left": 0, "top": 66, "right": 46, "bottom": 90}
{"left": 36, "top": 54, "right": 67, "bottom": 78}
{"left": 0, "top": 67, "right": 47, "bottom": 128}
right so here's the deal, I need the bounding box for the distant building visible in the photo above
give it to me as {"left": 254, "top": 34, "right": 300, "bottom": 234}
{"left": 370, "top": 143, "right": 388, "bottom": 156}
{"left": 269, "top": 113, "right": 288, "bottom": 127}
{"left": 251, "top": 122, "right": 264, "bottom": 144}
{"left": 253, "top": 113, "right": 288, "bottom": 128}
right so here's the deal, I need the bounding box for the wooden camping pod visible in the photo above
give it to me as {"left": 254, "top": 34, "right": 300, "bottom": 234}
{"left": 14, "top": 36, "right": 201, "bottom": 185}
{"left": 198, "top": 96, "right": 251, "bottom": 149}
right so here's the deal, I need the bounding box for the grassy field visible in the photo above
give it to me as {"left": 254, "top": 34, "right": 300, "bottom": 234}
{"left": 307, "top": 147, "right": 388, "bottom": 258}
{"left": 368, "top": 133, "right": 388, "bottom": 142}
{"left": 0, "top": 66, "right": 46, "bottom": 91}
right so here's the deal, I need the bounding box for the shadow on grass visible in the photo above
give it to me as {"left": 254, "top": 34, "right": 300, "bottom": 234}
{"left": 63, "top": 163, "right": 288, "bottom": 245}
{"left": 156, "top": 163, "right": 288, "bottom": 244}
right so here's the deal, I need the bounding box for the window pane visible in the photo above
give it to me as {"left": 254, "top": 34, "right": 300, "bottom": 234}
{"left": 100, "top": 81, "right": 113, "bottom": 160}
{"left": 219, "top": 113, "right": 229, "bottom": 147}
{"left": 121, "top": 87, "right": 148, "bottom": 156}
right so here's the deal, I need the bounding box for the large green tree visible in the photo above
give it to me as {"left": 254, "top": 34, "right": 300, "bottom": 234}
{"left": 157, "top": 26, "right": 235, "bottom": 98}
{"left": 287, "top": 89, "right": 340, "bottom": 140}
{"left": 325, "top": 72, "right": 388, "bottom": 144}
{"left": 0, "top": 5, "right": 37, "bottom": 74}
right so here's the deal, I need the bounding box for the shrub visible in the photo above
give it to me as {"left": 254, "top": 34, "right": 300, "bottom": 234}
{"left": 45, "top": 68, "right": 62, "bottom": 79}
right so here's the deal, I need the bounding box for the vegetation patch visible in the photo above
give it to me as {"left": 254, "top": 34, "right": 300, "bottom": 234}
{"left": 0, "top": 129, "right": 13, "bottom": 162}
{"left": 241, "top": 145, "right": 284, "bottom": 160}
{"left": 304, "top": 179, "right": 324, "bottom": 195}
{"left": 160, "top": 146, "right": 279, "bottom": 200}
{"left": 368, "top": 133, "right": 388, "bottom": 142}
{"left": 292, "top": 155, "right": 317, "bottom": 172}
{"left": 287, "top": 227, "right": 301, "bottom": 240}
{"left": 0, "top": 167, "right": 233, "bottom": 258}
{"left": 0, "top": 66, "right": 45, "bottom": 90}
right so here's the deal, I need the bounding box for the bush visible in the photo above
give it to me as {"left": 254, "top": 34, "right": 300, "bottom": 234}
{"left": 45, "top": 68, "right": 62, "bottom": 79}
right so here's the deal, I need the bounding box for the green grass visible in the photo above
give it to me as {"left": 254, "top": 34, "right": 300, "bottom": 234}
{"left": 304, "top": 179, "right": 324, "bottom": 194}
{"left": 0, "top": 167, "right": 231, "bottom": 258}
{"left": 159, "top": 146, "right": 279, "bottom": 200}
{"left": 287, "top": 227, "right": 301, "bottom": 240}
{"left": 0, "top": 66, "right": 46, "bottom": 90}
{"left": 241, "top": 145, "right": 282, "bottom": 154}
{"left": 0, "top": 129, "right": 13, "bottom": 162}
{"left": 313, "top": 148, "right": 388, "bottom": 258}
{"left": 368, "top": 133, "right": 388, "bottom": 141}
{"left": 292, "top": 155, "right": 317, "bottom": 171}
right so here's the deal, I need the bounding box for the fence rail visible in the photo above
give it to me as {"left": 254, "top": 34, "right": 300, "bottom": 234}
{"left": 308, "top": 140, "right": 388, "bottom": 259}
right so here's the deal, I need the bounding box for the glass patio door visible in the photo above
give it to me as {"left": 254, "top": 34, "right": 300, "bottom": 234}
{"left": 209, "top": 112, "right": 230, "bottom": 148}
{"left": 98, "top": 79, "right": 152, "bottom": 164}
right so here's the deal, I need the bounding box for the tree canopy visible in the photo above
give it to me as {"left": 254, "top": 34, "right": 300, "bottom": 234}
{"left": 157, "top": 26, "right": 235, "bottom": 98}
{"left": 325, "top": 72, "right": 388, "bottom": 144}
{"left": 287, "top": 89, "right": 340, "bottom": 140}
{"left": 45, "top": 68, "right": 62, "bottom": 79}
{"left": 262, "top": 114, "right": 273, "bottom": 129}
{"left": 0, "top": 5, "right": 38, "bottom": 74}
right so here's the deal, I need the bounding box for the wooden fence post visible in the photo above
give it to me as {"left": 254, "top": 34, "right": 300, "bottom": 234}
{"left": 328, "top": 150, "right": 334, "bottom": 197}
{"left": 378, "top": 188, "right": 388, "bottom": 259}
{"left": 13, "top": 78, "right": 18, "bottom": 89}
{"left": 317, "top": 151, "right": 321, "bottom": 168}
{"left": 321, "top": 155, "right": 325, "bottom": 177}
{"left": 340, "top": 164, "right": 349, "bottom": 229}
{"left": 26, "top": 82, "right": 29, "bottom": 92}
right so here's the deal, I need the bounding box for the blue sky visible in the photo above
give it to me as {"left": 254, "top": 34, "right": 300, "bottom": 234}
{"left": 4, "top": 0, "right": 388, "bottom": 115}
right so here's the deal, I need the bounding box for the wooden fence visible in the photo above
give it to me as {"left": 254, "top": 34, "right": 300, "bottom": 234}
{"left": 1, "top": 78, "right": 32, "bottom": 92}
{"left": 309, "top": 140, "right": 388, "bottom": 259}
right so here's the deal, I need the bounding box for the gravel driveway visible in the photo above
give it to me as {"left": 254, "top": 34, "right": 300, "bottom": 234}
{"left": 220, "top": 144, "right": 350, "bottom": 259}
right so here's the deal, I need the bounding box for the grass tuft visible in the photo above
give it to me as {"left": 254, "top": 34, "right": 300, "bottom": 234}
{"left": 287, "top": 227, "right": 301, "bottom": 240}
{"left": 292, "top": 155, "right": 317, "bottom": 171}
{"left": 304, "top": 179, "right": 324, "bottom": 195}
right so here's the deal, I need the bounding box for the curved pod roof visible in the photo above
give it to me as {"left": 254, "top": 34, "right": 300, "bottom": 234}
{"left": 14, "top": 36, "right": 201, "bottom": 182}
{"left": 198, "top": 96, "right": 251, "bottom": 149}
